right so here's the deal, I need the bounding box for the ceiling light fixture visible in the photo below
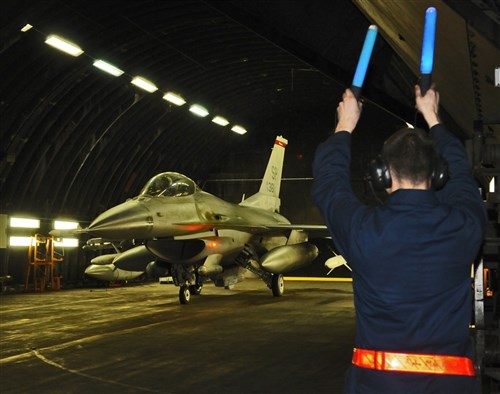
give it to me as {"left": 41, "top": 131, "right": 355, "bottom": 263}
{"left": 21, "top": 24, "right": 33, "bottom": 32}
{"left": 93, "top": 60, "right": 124, "bottom": 77}
{"left": 212, "top": 116, "right": 229, "bottom": 126}
{"left": 54, "top": 238, "right": 79, "bottom": 248}
{"left": 163, "top": 92, "right": 186, "bottom": 106}
{"left": 54, "top": 220, "right": 79, "bottom": 230}
{"left": 9, "top": 236, "right": 34, "bottom": 247}
{"left": 231, "top": 125, "right": 247, "bottom": 135}
{"left": 489, "top": 177, "right": 495, "bottom": 193}
{"left": 10, "top": 217, "right": 40, "bottom": 228}
{"left": 189, "top": 104, "right": 209, "bottom": 117}
{"left": 45, "top": 35, "right": 83, "bottom": 57}
{"left": 131, "top": 76, "right": 158, "bottom": 93}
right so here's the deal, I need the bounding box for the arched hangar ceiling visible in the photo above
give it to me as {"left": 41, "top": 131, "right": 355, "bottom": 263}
{"left": 1, "top": 0, "right": 499, "bottom": 223}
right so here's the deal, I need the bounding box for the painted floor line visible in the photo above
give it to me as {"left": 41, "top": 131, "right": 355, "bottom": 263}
{"left": 32, "top": 348, "right": 165, "bottom": 393}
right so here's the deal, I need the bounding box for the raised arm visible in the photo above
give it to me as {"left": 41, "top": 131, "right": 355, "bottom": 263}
{"left": 312, "top": 89, "right": 364, "bottom": 254}
{"left": 415, "top": 84, "right": 486, "bottom": 230}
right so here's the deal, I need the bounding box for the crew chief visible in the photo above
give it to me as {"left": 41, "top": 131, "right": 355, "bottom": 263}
{"left": 312, "top": 85, "right": 487, "bottom": 393}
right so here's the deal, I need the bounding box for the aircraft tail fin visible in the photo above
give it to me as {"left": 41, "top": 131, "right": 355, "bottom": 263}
{"left": 240, "top": 136, "right": 287, "bottom": 212}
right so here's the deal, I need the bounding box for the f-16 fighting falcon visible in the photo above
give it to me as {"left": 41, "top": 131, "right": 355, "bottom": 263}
{"left": 84, "top": 136, "right": 327, "bottom": 304}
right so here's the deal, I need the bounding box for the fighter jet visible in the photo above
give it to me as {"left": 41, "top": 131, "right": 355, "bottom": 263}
{"left": 84, "top": 136, "right": 327, "bottom": 303}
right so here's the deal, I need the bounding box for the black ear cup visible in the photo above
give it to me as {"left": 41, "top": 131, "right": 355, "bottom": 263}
{"left": 367, "top": 156, "right": 392, "bottom": 191}
{"left": 367, "top": 155, "right": 449, "bottom": 191}
{"left": 431, "top": 156, "right": 449, "bottom": 190}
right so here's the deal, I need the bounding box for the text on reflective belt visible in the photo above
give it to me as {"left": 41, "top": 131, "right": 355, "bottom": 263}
{"left": 352, "top": 348, "right": 475, "bottom": 376}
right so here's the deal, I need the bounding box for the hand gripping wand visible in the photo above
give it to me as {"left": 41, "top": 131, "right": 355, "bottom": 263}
{"left": 419, "top": 7, "right": 437, "bottom": 96}
{"left": 351, "top": 24, "right": 378, "bottom": 100}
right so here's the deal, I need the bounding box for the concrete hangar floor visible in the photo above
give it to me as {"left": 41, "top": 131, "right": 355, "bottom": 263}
{"left": 0, "top": 278, "right": 355, "bottom": 394}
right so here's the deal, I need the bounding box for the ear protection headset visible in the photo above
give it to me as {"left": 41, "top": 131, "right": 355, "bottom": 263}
{"left": 367, "top": 155, "right": 449, "bottom": 191}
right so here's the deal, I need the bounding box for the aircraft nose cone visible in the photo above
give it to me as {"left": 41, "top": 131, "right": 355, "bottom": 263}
{"left": 88, "top": 201, "right": 153, "bottom": 239}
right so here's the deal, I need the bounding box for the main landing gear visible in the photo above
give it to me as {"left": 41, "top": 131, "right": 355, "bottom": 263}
{"left": 235, "top": 245, "right": 285, "bottom": 298}
{"left": 172, "top": 264, "right": 203, "bottom": 304}
{"left": 271, "top": 273, "right": 284, "bottom": 297}
{"left": 178, "top": 283, "right": 203, "bottom": 304}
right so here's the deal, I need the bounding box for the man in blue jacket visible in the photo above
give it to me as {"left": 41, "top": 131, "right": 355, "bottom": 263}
{"left": 312, "top": 85, "right": 486, "bottom": 393}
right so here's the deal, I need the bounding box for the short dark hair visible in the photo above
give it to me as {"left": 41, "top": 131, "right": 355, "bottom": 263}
{"left": 382, "top": 127, "right": 437, "bottom": 185}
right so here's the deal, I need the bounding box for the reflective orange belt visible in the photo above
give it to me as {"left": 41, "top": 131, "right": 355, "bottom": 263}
{"left": 352, "top": 348, "right": 475, "bottom": 376}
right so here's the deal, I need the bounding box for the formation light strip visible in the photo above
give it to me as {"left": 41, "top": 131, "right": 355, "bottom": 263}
{"left": 93, "top": 60, "right": 124, "bottom": 77}
{"left": 45, "top": 35, "right": 83, "bottom": 57}
{"left": 31, "top": 25, "right": 249, "bottom": 134}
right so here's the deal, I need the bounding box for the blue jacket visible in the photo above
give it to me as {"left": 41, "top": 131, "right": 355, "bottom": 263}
{"left": 313, "top": 124, "right": 486, "bottom": 393}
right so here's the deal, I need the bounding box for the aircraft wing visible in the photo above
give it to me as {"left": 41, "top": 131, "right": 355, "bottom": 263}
{"left": 262, "top": 224, "right": 330, "bottom": 237}
{"left": 172, "top": 222, "right": 329, "bottom": 236}
{"left": 172, "top": 222, "right": 270, "bottom": 234}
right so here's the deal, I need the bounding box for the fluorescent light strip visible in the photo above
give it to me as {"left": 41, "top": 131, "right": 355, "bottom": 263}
{"left": 9, "top": 236, "right": 34, "bottom": 247}
{"left": 41, "top": 32, "right": 248, "bottom": 134}
{"left": 21, "top": 24, "right": 33, "bottom": 32}
{"left": 231, "top": 125, "right": 247, "bottom": 135}
{"left": 189, "top": 104, "right": 209, "bottom": 117}
{"left": 54, "top": 220, "right": 79, "bottom": 230}
{"left": 212, "top": 116, "right": 229, "bottom": 126}
{"left": 93, "top": 60, "right": 124, "bottom": 77}
{"left": 131, "top": 77, "right": 158, "bottom": 93}
{"left": 54, "top": 238, "right": 79, "bottom": 248}
{"left": 10, "top": 217, "right": 40, "bottom": 228}
{"left": 163, "top": 92, "right": 186, "bottom": 106}
{"left": 45, "top": 35, "right": 83, "bottom": 57}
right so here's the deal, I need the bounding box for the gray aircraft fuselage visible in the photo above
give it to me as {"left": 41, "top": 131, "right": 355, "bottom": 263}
{"left": 87, "top": 190, "right": 291, "bottom": 241}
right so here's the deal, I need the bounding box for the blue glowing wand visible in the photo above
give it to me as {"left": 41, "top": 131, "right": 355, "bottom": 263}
{"left": 419, "top": 7, "right": 437, "bottom": 95}
{"left": 351, "top": 25, "right": 378, "bottom": 100}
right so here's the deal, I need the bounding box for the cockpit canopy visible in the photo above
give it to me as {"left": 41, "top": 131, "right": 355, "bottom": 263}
{"left": 139, "top": 172, "right": 198, "bottom": 197}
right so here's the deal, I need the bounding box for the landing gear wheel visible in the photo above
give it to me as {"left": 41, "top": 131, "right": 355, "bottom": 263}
{"left": 271, "top": 274, "right": 284, "bottom": 297}
{"left": 179, "top": 286, "right": 191, "bottom": 304}
{"left": 189, "top": 284, "right": 202, "bottom": 295}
